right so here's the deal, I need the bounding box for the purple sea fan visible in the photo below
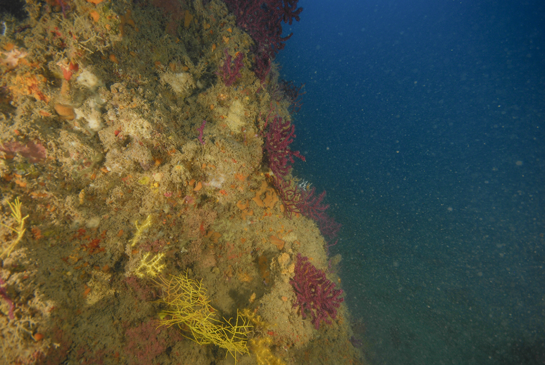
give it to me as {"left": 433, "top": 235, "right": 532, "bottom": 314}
{"left": 290, "top": 253, "right": 344, "bottom": 329}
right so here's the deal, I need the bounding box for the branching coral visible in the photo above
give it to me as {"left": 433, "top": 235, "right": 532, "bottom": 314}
{"left": 156, "top": 273, "right": 251, "bottom": 362}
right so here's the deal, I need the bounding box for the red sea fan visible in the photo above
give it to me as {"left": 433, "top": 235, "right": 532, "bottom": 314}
{"left": 296, "top": 187, "right": 328, "bottom": 222}
{"left": 263, "top": 113, "right": 305, "bottom": 179}
{"left": 290, "top": 254, "right": 344, "bottom": 329}
{"left": 223, "top": 0, "right": 302, "bottom": 60}
{"left": 271, "top": 176, "right": 299, "bottom": 217}
{"left": 217, "top": 49, "right": 244, "bottom": 86}
{"left": 319, "top": 213, "right": 342, "bottom": 240}
{"left": 262, "top": 112, "right": 305, "bottom": 216}
{"left": 296, "top": 187, "right": 342, "bottom": 239}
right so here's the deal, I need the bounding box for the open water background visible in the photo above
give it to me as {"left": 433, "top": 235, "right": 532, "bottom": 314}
{"left": 279, "top": 0, "right": 545, "bottom": 364}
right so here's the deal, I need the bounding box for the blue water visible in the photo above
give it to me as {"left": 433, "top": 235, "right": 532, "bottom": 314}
{"left": 278, "top": 0, "right": 545, "bottom": 364}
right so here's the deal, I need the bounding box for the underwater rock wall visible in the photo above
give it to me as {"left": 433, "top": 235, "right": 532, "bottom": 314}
{"left": 0, "top": 0, "right": 364, "bottom": 363}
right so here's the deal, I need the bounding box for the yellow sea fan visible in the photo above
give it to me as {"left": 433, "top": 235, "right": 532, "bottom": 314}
{"left": 156, "top": 273, "right": 251, "bottom": 363}
{"left": 241, "top": 308, "right": 269, "bottom": 329}
{"left": 130, "top": 214, "right": 152, "bottom": 247}
{"left": 0, "top": 197, "right": 29, "bottom": 260}
{"left": 134, "top": 253, "right": 165, "bottom": 278}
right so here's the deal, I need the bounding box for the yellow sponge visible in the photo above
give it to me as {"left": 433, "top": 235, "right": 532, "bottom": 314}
{"left": 249, "top": 337, "right": 286, "bottom": 365}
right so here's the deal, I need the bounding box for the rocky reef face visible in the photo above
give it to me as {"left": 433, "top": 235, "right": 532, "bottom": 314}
{"left": 0, "top": 0, "right": 363, "bottom": 364}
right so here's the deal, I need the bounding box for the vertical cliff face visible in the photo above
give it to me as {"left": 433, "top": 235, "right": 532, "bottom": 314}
{"left": 0, "top": 0, "right": 361, "bottom": 364}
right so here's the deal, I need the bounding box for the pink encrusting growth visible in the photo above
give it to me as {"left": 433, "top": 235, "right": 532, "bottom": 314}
{"left": 0, "top": 140, "right": 47, "bottom": 163}
{"left": 290, "top": 254, "right": 344, "bottom": 329}
{"left": 123, "top": 319, "right": 166, "bottom": 365}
